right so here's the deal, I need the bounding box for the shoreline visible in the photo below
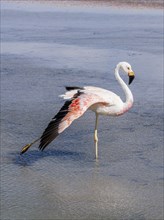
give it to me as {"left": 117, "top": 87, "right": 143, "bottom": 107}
{"left": 3, "top": 0, "right": 164, "bottom": 9}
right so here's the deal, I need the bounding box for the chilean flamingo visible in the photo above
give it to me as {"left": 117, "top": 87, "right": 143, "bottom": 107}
{"left": 20, "top": 62, "right": 135, "bottom": 159}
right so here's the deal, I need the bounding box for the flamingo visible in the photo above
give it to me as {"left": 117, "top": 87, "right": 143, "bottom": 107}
{"left": 20, "top": 61, "right": 135, "bottom": 159}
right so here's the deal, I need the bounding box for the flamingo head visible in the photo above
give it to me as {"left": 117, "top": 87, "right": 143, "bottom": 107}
{"left": 118, "top": 62, "right": 135, "bottom": 85}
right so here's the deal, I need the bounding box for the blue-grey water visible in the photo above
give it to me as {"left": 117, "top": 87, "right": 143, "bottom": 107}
{"left": 1, "top": 1, "right": 163, "bottom": 220}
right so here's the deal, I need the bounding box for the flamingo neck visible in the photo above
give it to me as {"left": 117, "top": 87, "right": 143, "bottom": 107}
{"left": 115, "top": 64, "right": 133, "bottom": 109}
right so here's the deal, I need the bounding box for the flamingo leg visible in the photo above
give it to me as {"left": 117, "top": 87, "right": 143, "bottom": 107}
{"left": 94, "top": 113, "right": 99, "bottom": 159}
{"left": 20, "top": 137, "right": 40, "bottom": 154}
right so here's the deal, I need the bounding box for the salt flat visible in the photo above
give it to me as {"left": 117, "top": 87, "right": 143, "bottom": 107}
{"left": 1, "top": 1, "right": 163, "bottom": 219}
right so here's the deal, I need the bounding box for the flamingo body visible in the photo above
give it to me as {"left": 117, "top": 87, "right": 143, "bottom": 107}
{"left": 61, "top": 86, "right": 124, "bottom": 116}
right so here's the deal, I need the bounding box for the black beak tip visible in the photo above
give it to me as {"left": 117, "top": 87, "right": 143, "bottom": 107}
{"left": 129, "top": 75, "right": 135, "bottom": 85}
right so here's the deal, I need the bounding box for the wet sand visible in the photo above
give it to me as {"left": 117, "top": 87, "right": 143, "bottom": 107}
{"left": 1, "top": 1, "right": 163, "bottom": 220}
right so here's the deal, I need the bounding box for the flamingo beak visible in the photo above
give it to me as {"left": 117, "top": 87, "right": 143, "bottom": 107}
{"left": 128, "top": 71, "right": 135, "bottom": 85}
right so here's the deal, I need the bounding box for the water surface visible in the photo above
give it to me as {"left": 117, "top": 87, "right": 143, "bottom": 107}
{"left": 1, "top": 1, "right": 163, "bottom": 219}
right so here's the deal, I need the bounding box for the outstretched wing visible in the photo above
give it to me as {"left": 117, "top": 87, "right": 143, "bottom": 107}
{"left": 39, "top": 91, "right": 108, "bottom": 151}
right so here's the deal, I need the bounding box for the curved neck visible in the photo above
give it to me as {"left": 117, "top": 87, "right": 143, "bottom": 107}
{"left": 115, "top": 64, "right": 133, "bottom": 106}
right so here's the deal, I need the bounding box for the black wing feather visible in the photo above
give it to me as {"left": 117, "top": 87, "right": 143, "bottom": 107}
{"left": 39, "top": 91, "right": 84, "bottom": 151}
{"left": 65, "top": 86, "right": 84, "bottom": 91}
{"left": 39, "top": 100, "right": 72, "bottom": 151}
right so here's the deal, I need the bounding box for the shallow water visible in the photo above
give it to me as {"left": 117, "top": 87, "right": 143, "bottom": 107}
{"left": 1, "top": 1, "right": 163, "bottom": 220}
